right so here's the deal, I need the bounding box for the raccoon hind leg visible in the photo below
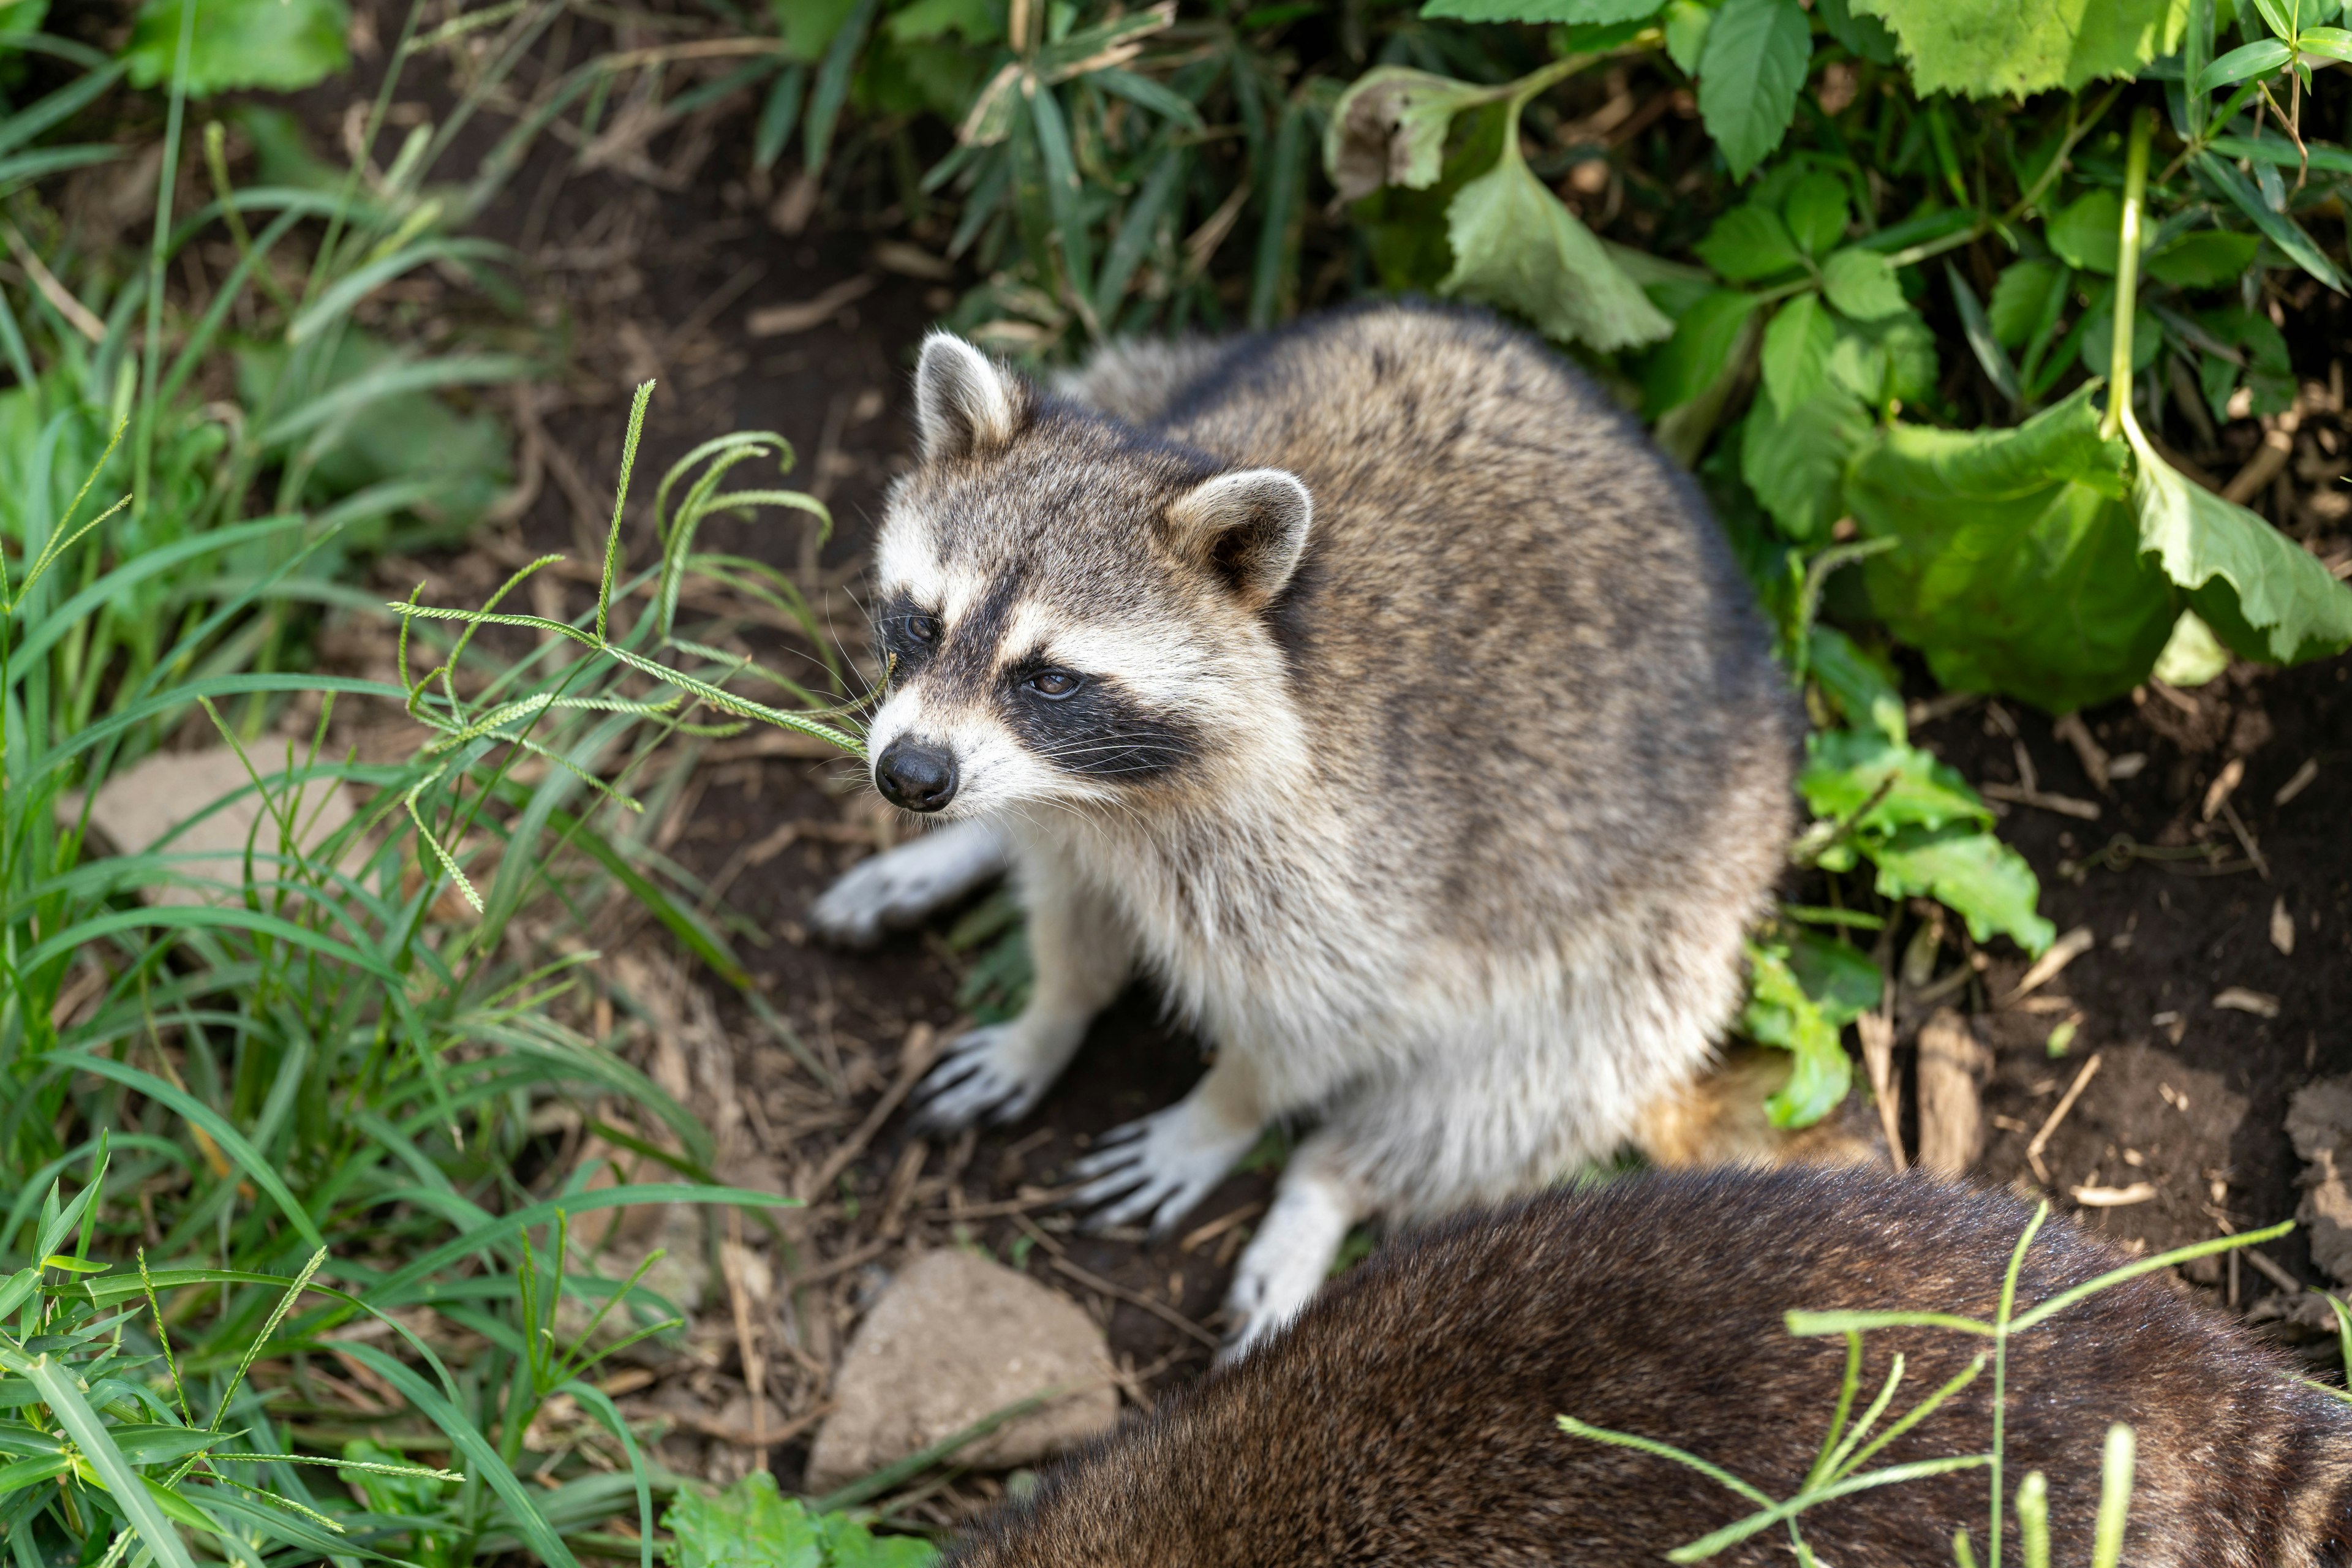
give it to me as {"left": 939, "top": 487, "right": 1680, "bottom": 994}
{"left": 807, "top": 817, "right": 1011, "bottom": 949}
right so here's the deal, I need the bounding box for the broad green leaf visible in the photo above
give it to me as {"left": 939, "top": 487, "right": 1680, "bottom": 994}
{"left": 1866, "top": 826, "right": 2056, "bottom": 951}
{"left": 662, "top": 1471, "right": 934, "bottom": 1568}
{"left": 1762, "top": 293, "right": 1835, "bottom": 412}
{"left": 1784, "top": 172, "right": 1852, "bottom": 256}
{"left": 124, "top": 0, "right": 349, "bottom": 95}
{"left": 1785, "top": 928, "right": 1885, "bottom": 1025}
{"left": 1325, "top": 67, "right": 1495, "bottom": 202}
{"left": 1664, "top": 0, "right": 1714, "bottom": 71}
{"left": 1643, "top": 288, "right": 1763, "bottom": 417}
{"left": 1421, "top": 0, "right": 1666, "bottom": 17}
{"left": 0, "top": 0, "right": 45, "bottom": 38}
{"left": 1827, "top": 308, "right": 1937, "bottom": 406}
{"left": 1743, "top": 940, "right": 1855, "bottom": 1128}
{"left": 2193, "top": 150, "right": 2345, "bottom": 291}
{"left": 1742, "top": 383, "right": 1870, "bottom": 538}
{"left": 2303, "top": 26, "right": 2352, "bottom": 63}
{"left": 1697, "top": 0, "right": 1812, "bottom": 180}
{"left": 1439, "top": 148, "right": 1673, "bottom": 349}
{"left": 1845, "top": 384, "right": 2180, "bottom": 710}
{"left": 2046, "top": 189, "right": 2124, "bottom": 274}
{"left": 2151, "top": 608, "right": 2231, "bottom": 685}
{"left": 887, "top": 0, "right": 1000, "bottom": 42}
{"left": 1988, "top": 258, "right": 2068, "bottom": 349}
{"left": 1798, "top": 728, "right": 1992, "bottom": 837}
{"left": 2076, "top": 298, "right": 2162, "bottom": 377}
{"left": 1822, "top": 247, "right": 1906, "bottom": 320}
{"left": 2195, "top": 37, "right": 2293, "bottom": 92}
{"left": 2125, "top": 418, "right": 2352, "bottom": 665}
{"left": 2144, "top": 229, "right": 2261, "bottom": 287}
{"left": 1849, "top": 0, "right": 2190, "bottom": 97}
{"left": 1696, "top": 202, "right": 1804, "bottom": 281}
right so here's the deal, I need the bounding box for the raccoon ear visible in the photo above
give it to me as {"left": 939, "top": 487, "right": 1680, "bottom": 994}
{"left": 914, "top": 332, "right": 1022, "bottom": 462}
{"left": 1165, "top": 467, "right": 1312, "bottom": 609}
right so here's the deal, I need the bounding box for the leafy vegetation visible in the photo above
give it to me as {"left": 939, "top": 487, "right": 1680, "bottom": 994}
{"left": 665, "top": 1471, "right": 937, "bottom": 1568}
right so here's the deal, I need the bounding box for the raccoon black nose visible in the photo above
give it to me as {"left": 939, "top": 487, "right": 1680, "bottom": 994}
{"left": 875, "top": 738, "right": 959, "bottom": 813}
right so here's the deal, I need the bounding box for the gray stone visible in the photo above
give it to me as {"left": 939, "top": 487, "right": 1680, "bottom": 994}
{"left": 69, "top": 747, "right": 357, "bottom": 906}
{"left": 804, "top": 1249, "right": 1117, "bottom": 1493}
{"left": 2286, "top": 1076, "right": 2352, "bottom": 1284}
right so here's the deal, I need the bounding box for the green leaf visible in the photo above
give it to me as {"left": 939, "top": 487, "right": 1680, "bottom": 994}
{"left": 1868, "top": 826, "right": 2056, "bottom": 951}
{"left": 887, "top": 0, "right": 1001, "bottom": 42}
{"left": 1420, "top": 0, "right": 1665, "bottom": 17}
{"left": 1798, "top": 728, "right": 1992, "bottom": 837}
{"left": 1947, "top": 262, "right": 2020, "bottom": 405}
{"left": 2151, "top": 608, "right": 2232, "bottom": 686}
{"left": 1784, "top": 173, "right": 1852, "bottom": 256}
{"left": 1742, "top": 940, "right": 1855, "bottom": 1128}
{"left": 1324, "top": 67, "right": 1494, "bottom": 202}
{"left": 662, "top": 1471, "right": 933, "bottom": 1568}
{"left": 775, "top": 0, "right": 860, "bottom": 59}
{"left": 2143, "top": 229, "right": 2261, "bottom": 287}
{"left": 1439, "top": 147, "right": 1673, "bottom": 350}
{"left": 15, "top": 1357, "right": 202, "bottom": 1568}
{"left": 1827, "top": 307, "right": 1937, "bottom": 406}
{"left": 1664, "top": 0, "right": 1714, "bottom": 71}
{"left": 2195, "top": 37, "right": 2293, "bottom": 92}
{"left": 124, "top": 0, "right": 349, "bottom": 95}
{"left": 1847, "top": 0, "right": 2191, "bottom": 97}
{"left": 2193, "top": 150, "right": 2345, "bottom": 291}
{"left": 1696, "top": 202, "right": 1804, "bottom": 280}
{"left": 1784, "top": 928, "right": 1884, "bottom": 1025}
{"left": 1988, "top": 258, "right": 2068, "bottom": 350}
{"left": 1808, "top": 625, "right": 1907, "bottom": 741}
{"left": 1762, "top": 292, "right": 1835, "bottom": 411}
{"left": 1697, "top": 0, "right": 1813, "bottom": 180}
{"left": 2125, "top": 418, "right": 2352, "bottom": 666}
{"left": 1817, "top": 0, "right": 1899, "bottom": 62}
{"left": 1742, "top": 383, "right": 1870, "bottom": 538}
{"left": 2302, "top": 26, "right": 2352, "bottom": 64}
{"left": 2046, "top": 188, "right": 2124, "bottom": 274}
{"left": 1822, "top": 247, "right": 1907, "bottom": 320}
{"left": 1845, "top": 383, "right": 2180, "bottom": 710}
{"left": 2193, "top": 304, "right": 2294, "bottom": 421}
{"left": 1643, "top": 288, "right": 1763, "bottom": 417}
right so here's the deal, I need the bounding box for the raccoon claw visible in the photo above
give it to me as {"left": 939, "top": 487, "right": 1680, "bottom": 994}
{"left": 1067, "top": 1102, "right": 1257, "bottom": 1237}
{"left": 911, "top": 1024, "right": 1050, "bottom": 1131}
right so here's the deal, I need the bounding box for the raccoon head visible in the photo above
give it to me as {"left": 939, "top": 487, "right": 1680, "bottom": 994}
{"left": 862, "top": 332, "right": 1311, "bottom": 821}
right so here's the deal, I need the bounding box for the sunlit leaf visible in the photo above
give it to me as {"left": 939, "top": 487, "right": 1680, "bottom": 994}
{"left": 1439, "top": 146, "right": 1672, "bottom": 349}
{"left": 1849, "top": 0, "right": 2190, "bottom": 97}
{"left": 1697, "top": 0, "right": 1813, "bottom": 179}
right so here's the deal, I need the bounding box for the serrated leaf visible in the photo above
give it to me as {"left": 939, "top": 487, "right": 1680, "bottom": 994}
{"left": 1697, "top": 0, "right": 1813, "bottom": 180}
{"left": 1643, "top": 287, "right": 1763, "bottom": 417}
{"left": 1439, "top": 148, "right": 1673, "bottom": 349}
{"left": 1324, "top": 67, "right": 1494, "bottom": 202}
{"left": 1696, "top": 202, "right": 1804, "bottom": 280}
{"left": 1846, "top": 383, "right": 2180, "bottom": 710}
{"left": 1869, "top": 826, "right": 2056, "bottom": 951}
{"left": 124, "top": 0, "right": 349, "bottom": 95}
{"left": 2144, "top": 229, "right": 2261, "bottom": 287}
{"left": 1799, "top": 728, "right": 1992, "bottom": 836}
{"left": 1822, "top": 247, "right": 1907, "bottom": 320}
{"left": 1784, "top": 173, "right": 1852, "bottom": 256}
{"left": 1743, "top": 383, "right": 1870, "bottom": 539}
{"left": 1847, "top": 0, "right": 2191, "bottom": 97}
{"left": 1988, "top": 258, "right": 2068, "bottom": 349}
{"left": 1762, "top": 292, "right": 1835, "bottom": 411}
{"left": 2126, "top": 415, "right": 2352, "bottom": 666}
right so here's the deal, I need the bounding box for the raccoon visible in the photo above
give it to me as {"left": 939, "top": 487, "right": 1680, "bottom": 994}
{"left": 944, "top": 1168, "right": 2352, "bottom": 1568}
{"left": 813, "top": 300, "right": 1796, "bottom": 1349}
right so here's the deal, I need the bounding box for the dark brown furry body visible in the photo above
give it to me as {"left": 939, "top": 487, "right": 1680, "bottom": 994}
{"left": 946, "top": 1168, "right": 2352, "bottom": 1567}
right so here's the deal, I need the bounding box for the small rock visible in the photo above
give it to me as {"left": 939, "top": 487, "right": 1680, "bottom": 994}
{"left": 2286, "top": 1076, "right": 2352, "bottom": 1285}
{"left": 804, "top": 1249, "right": 1116, "bottom": 1494}
{"left": 67, "top": 747, "right": 356, "bottom": 907}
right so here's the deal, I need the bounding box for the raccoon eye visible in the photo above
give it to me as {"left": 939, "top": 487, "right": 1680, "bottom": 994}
{"left": 905, "top": 612, "right": 941, "bottom": 644}
{"left": 1025, "top": 669, "right": 1083, "bottom": 700}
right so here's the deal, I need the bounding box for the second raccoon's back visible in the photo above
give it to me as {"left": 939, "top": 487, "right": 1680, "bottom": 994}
{"left": 1150, "top": 303, "right": 1792, "bottom": 941}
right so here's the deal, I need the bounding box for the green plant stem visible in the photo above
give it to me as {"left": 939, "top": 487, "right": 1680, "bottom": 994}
{"left": 2101, "top": 108, "right": 2154, "bottom": 443}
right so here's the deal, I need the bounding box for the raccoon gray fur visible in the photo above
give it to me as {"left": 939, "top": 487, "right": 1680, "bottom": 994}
{"left": 812, "top": 300, "right": 1796, "bottom": 1349}
{"left": 944, "top": 1167, "right": 2352, "bottom": 1568}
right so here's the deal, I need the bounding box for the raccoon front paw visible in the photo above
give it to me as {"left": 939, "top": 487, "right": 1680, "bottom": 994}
{"left": 807, "top": 822, "right": 1008, "bottom": 949}
{"left": 911, "top": 1023, "right": 1061, "bottom": 1131}
{"left": 1066, "top": 1100, "right": 1258, "bottom": 1237}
